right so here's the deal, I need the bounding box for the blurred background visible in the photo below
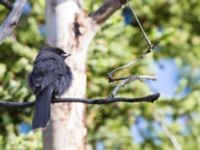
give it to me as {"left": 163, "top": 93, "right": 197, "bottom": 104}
{"left": 0, "top": 0, "right": 200, "bottom": 149}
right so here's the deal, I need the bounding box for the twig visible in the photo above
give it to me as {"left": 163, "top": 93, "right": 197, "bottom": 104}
{"left": 108, "top": 43, "right": 159, "bottom": 82}
{"left": 0, "top": 0, "right": 27, "bottom": 45}
{"left": 154, "top": 115, "right": 182, "bottom": 150}
{"left": 0, "top": 93, "right": 160, "bottom": 107}
{"left": 106, "top": 1, "right": 160, "bottom": 97}
{"left": 107, "top": 0, "right": 160, "bottom": 82}
{"left": 110, "top": 75, "right": 157, "bottom": 97}
{"left": 126, "top": 0, "right": 152, "bottom": 48}
{"left": 0, "top": 0, "right": 12, "bottom": 10}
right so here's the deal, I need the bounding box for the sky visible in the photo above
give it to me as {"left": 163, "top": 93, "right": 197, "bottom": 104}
{"left": 149, "top": 59, "right": 180, "bottom": 98}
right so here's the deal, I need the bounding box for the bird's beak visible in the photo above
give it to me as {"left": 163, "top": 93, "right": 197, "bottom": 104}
{"left": 62, "top": 53, "right": 71, "bottom": 59}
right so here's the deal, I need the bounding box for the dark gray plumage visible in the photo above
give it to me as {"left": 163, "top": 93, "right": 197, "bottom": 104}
{"left": 28, "top": 47, "right": 73, "bottom": 129}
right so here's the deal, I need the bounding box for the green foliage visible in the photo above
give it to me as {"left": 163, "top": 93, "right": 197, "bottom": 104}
{"left": 0, "top": 131, "right": 42, "bottom": 150}
{"left": 0, "top": 0, "right": 200, "bottom": 149}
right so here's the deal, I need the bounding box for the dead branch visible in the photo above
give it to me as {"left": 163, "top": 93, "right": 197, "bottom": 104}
{"left": 126, "top": 0, "right": 152, "bottom": 47}
{"left": 106, "top": 1, "right": 160, "bottom": 97}
{"left": 110, "top": 75, "right": 157, "bottom": 97}
{"left": 0, "top": 0, "right": 13, "bottom": 10}
{"left": 0, "top": 93, "right": 160, "bottom": 107}
{"left": 0, "top": 0, "right": 27, "bottom": 45}
{"left": 108, "top": 43, "right": 159, "bottom": 83}
{"left": 107, "top": 42, "right": 159, "bottom": 97}
{"left": 90, "top": 0, "right": 126, "bottom": 24}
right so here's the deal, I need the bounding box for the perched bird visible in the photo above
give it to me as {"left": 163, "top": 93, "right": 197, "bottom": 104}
{"left": 28, "top": 47, "right": 73, "bottom": 129}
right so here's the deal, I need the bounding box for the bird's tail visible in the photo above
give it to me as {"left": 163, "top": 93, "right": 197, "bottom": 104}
{"left": 32, "top": 86, "right": 53, "bottom": 129}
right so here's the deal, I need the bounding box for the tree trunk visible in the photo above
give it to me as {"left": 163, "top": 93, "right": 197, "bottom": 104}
{"left": 42, "top": 0, "right": 95, "bottom": 149}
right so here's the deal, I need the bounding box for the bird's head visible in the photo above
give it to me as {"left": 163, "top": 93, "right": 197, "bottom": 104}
{"left": 41, "top": 47, "right": 71, "bottom": 59}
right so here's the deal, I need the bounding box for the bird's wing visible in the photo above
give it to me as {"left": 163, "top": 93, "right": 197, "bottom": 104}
{"left": 39, "top": 72, "right": 59, "bottom": 93}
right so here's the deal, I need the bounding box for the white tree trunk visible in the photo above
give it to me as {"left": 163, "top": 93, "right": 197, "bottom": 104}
{"left": 43, "top": 0, "right": 96, "bottom": 149}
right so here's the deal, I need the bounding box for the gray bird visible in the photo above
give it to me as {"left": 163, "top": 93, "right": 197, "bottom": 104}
{"left": 28, "top": 47, "right": 73, "bottom": 129}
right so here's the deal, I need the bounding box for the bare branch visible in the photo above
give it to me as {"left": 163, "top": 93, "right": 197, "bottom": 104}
{"left": 100, "top": 0, "right": 161, "bottom": 98}
{"left": 107, "top": 43, "right": 159, "bottom": 97}
{"left": 105, "top": 0, "right": 160, "bottom": 98}
{"left": 0, "top": 0, "right": 13, "bottom": 10}
{"left": 108, "top": 43, "right": 159, "bottom": 82}
{"left": 126, "top": 0, "right": 152, "bottom": 48}
{"left": 90, "top": 0, "right": 126, "bottom": 24}
{"left": 106, "top": 0, "right": 159, "bottom": 83}
{"left": 110, "top": 75, "right": 157, "bottom": 97}
{"left": 0, "top": 0, "right": 27, "bottom": 45}
{"left": 0, "top": 93, "right": 160, "bottom": 107}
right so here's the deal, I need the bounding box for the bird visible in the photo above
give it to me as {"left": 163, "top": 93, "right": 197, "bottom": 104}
{"left": 28, "top": 47, "right": 73, "bottom": 129}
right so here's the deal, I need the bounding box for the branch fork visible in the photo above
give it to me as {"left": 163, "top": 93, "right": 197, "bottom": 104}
{"left": 107, "top": 42, "right": 159, "bottom": 98}
{"left": 105, "top": 0, "right": 160, "bottom": 99}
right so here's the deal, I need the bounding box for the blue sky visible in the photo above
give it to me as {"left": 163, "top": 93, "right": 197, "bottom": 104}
{"left": 149, "top": 59, "right": 180, "bottom": 98}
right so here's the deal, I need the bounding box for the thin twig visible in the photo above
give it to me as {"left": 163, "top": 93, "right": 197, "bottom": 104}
{"left": 107, "top": 0, "right": 160, "bottom": 82}
{"left": 0, "top": 0, "right": 13, "bottom": 10}
{"left": 107, "top": 1, "right": 160, "bottom": 97}
{"left": 0, "top": 93, "right": 160, "bottom": 107}
{"left": 108, "top": 42, "right": 159, "bottom": 82}
{"left": 126, "top": 0, "right": 152, "bottom": 48}
{"left": 110, "top": 75, "right": 157, "bottom": 97}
